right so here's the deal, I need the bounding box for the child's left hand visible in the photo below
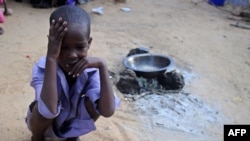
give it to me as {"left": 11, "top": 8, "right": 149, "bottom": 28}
{"left": 69, "top": 57, "right": 105, "bottom": 78}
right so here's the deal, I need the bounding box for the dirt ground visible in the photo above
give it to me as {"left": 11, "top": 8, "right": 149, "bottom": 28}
{"left": 0, "top": 0, "right": 249, "bottom": 141}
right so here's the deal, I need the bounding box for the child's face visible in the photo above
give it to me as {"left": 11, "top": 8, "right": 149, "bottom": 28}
{"left": 57, "top": 24, "right": 92, "bottom": 73}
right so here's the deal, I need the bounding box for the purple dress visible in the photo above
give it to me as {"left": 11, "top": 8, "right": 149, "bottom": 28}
{"left": 66, "top": 0, "right": 76, "bottom": 5}
{"left": 25, "top": 56, "right": 120, "bottom": 138}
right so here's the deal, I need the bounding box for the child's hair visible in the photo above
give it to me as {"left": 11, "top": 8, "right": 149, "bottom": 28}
{"left": 49, "top": 5, "right": 91, "bottom": 36}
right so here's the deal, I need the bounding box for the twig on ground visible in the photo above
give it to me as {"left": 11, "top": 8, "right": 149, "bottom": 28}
{"left": 191, "top": 0, "right": 206, "bottom": 5}
{"left": 230, "top": 21, "right": 250, "bottom": 29}
{"left": 123, "top": 89, "right": 188, "bottom": 101}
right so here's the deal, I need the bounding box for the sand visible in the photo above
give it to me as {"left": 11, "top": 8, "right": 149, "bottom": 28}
{"left": 0, "top": 0, "right": 249, "bottom": 141}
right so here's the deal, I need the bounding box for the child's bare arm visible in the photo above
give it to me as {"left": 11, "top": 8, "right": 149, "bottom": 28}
{"left": 97, "top": 61, "right": 115, "bottom": 117}
{"left": 40, "top": 18, "right": 68, "bottom": 115}
{"left": 69, "top": 58, "right": 115, "bottom": 117}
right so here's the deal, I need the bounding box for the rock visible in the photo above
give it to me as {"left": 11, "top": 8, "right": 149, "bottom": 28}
{"left": 115, "top": 0, "right": 126, "bottom": 3}
{"left": 158, "top": 70, "right": 185, "bottom": 90}
{"left": 126, "top": 47, "right": 149, "bottom": 57}
{"left": 240, "top": 8, "right": 250, "bottom": 18}
{"left": 116, "top": 69, "right": 140, "bottom": 94}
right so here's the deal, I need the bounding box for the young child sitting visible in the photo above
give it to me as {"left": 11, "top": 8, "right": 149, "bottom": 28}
{"left": 25, "top": 5, "right": 120, "bottom": 141}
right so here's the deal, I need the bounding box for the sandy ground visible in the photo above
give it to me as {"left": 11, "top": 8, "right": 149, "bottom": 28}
{"left": 0, "top": 0, "right": 250, "bottom": 141}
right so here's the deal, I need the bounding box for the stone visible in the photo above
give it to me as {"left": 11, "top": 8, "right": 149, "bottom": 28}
{"left": 116, "top": 69, "right": 140, "bottom": 94}
{"left": 158, "top": 70, "right": 185, "bottom": 90}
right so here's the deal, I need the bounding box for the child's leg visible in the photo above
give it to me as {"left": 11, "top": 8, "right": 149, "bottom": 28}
{"left": 0, "top": 27, "right": 3, "bottom": 35}
{"left": 64, "top": 98, "right": 99, "bottom": 141}
{"left": 29, "top": 102, "right": 54, "bottom": 141}
{"left": 29, "top": 98, "right": 99, "bottom": 141}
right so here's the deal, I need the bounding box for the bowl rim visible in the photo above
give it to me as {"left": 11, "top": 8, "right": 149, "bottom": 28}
{"left": 123, "top": 53, "right": 174, "bottom": 72}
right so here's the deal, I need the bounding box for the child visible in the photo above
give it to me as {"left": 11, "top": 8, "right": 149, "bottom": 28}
{"left": 0, "top": 0, "right": 12, "bottom": 35}
{"left": 25, "top": 5, "right": 120, "bottom": 141}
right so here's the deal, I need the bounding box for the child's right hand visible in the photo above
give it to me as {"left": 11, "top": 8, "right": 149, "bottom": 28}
{"left": 69, "top": 57, "right": 106, "bottom": 77}
{"left": 47, "top": 18, "right": 68, "bottom": 60}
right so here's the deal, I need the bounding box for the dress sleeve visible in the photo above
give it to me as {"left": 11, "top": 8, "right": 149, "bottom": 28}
{"left": 30, "top": 61, "right": 61, "bottom": 119}
{"left": 85, "top": 70, "right": 101, "bottom": 113}
{"left": 84, "top": 69, "right": 120, "bottom": 112}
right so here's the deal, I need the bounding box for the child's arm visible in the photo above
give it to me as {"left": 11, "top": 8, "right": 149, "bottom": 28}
{"left": 40, "top": 18, "right": 68, "bottom": 115}
{"left": 96, "top": 60, "right": 115, "bottom": 117}
{"left": 70, "top": 58, "right": 115, "bottom": 117}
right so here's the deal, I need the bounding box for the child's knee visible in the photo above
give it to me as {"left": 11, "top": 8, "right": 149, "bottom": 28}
{"left": 29, "top": 102, "right": 53, "bottom": 132}
{"left": 31, "top": 103, "right": 53, "bottom": 122}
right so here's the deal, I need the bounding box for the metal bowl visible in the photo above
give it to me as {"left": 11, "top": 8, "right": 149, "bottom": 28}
{"left": 123, "top": 53, "right": 173, "bottom": 78}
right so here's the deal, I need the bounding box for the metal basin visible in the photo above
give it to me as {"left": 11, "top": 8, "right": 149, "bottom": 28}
{"left": 123, "top": 54, "right": 173, "bottom": 78}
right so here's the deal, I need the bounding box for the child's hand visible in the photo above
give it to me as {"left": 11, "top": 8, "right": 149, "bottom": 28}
{"left": 69, "top": 57, "right": 105, "bottom": 77}
{"left": 47, "top": 18, "right": 68, "bottom": 59}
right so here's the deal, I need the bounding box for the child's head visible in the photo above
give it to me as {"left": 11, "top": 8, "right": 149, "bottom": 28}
{"left": 50, "top": 5, "right": 91, "bottom": 38}
{"left": 49, "top": 5, "right": 92, "bottom": 74}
